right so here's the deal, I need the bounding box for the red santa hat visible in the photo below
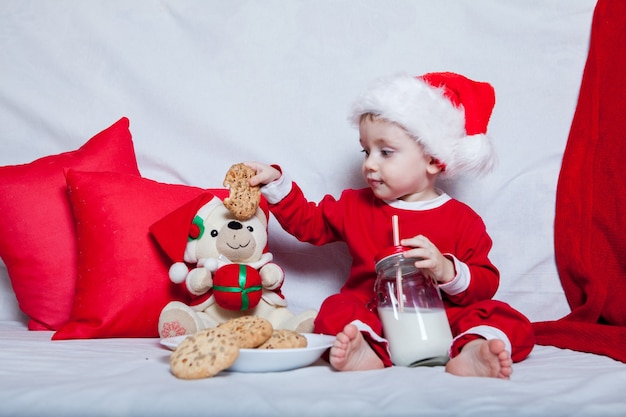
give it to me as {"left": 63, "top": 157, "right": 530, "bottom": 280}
{"left": 149, "top": 191, "right": 225, "bottom": 283}
{"left": 349, "top": 72, "right": 496, "bottom": 177}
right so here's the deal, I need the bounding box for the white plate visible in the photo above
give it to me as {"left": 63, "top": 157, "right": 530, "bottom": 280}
{"left": 160, "top": 333, "right": 335, "bottom": 373}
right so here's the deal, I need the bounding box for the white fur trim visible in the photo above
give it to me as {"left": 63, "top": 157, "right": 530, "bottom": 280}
{"left": 350, "top": 74, "right": 494, "bottom": 177}
{"left": 448, "top": 133, "right": 496, "bottom": 177}
{"left": 169, "top": 262, "right": 188, "bottom": 284}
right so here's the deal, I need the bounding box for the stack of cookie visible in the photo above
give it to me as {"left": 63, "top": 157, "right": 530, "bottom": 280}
{"left": 169, "top": 316, "right": 307, "bottom": 379}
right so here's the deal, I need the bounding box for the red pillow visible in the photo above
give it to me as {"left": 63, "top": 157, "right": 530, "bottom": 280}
{"left": 53, "top": 170, "right": 206, "bottom": 339}
{"left": 0, "top": 118, "right": 140, "bottom": 330}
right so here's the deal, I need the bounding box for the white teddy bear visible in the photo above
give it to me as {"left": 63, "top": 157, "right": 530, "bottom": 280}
{"left": 151, "top": 190, "right": 317, "bottom": 339}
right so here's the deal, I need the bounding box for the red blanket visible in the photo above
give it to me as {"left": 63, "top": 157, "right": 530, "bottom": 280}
{"left": 532, "top": 0, "right": 626, "bottom": 363}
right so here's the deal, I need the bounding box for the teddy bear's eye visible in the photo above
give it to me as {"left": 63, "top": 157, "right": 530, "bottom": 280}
{"left": 210, "top": 229, "right": 218, "bottom": 238}
{"left": 247, "top": 226, "right": 254, "bottom": 232}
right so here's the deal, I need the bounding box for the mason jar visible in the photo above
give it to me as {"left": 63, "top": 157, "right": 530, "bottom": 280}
{"left": 374, "top": 246, "right": 453, "bottom": 366}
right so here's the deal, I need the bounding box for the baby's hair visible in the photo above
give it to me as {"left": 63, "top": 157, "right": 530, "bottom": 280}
{"left": 358, "top": 112, "right": 422, "bottom": 144}
{"left": 359, "top": 112, "right": 379, "bottom": 123}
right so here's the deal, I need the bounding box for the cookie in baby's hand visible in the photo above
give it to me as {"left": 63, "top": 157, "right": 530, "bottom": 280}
{"left": 169, "top": 327, "right": 240, "bottom": 379}
{"left": 257, "top": 329, "right": 308, "bottom": 349}
{"left": 217, "top": 315, "right": 273, "bottom": 348}
{"left": 223, "top": 163, "right": 260, "bottom": 220}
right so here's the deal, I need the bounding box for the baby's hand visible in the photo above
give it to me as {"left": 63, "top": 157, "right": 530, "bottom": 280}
{"left": 400, "top": 235, "right": 455, "bottom": 284}
{"left": 244, "top": 162, "right": 282, "bottom": 187}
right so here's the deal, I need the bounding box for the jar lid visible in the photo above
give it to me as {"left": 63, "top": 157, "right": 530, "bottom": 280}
{"left": 374, "top": 245, "right": 408, "bottom": 264}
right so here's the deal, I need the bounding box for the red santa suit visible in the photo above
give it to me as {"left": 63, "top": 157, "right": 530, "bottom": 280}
{"left": 263, "top": 175, "right": 535, "bottom": 367}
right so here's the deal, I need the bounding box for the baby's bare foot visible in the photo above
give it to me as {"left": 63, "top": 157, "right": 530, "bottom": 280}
{"left": 329, "top": 324, "right": 384, "bottom": 371}
{"left": 445, "top": 338, "right": 512, "bottom": 379}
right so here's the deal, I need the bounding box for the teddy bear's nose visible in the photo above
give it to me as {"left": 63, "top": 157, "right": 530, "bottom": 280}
{"left": 228, "top": 221, "right": 243, "bottom": 230}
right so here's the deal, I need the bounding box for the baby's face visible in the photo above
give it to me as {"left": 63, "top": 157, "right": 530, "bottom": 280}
{"left": 359, "top": 117, "right": 440, "bottom": 202}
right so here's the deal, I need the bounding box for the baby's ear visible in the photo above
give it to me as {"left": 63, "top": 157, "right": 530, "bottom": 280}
{"left": 427, "top": 157, "right": 446, "bottom": 174}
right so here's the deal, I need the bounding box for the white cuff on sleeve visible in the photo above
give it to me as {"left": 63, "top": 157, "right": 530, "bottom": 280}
{"left": 438, "top": 255, "right": 470, "bottom": 296}
{"left": 260, "top": 173, "right": 292, "bottom": 204}
{"left": 450, "top": 325, "right": 512, "bottom": 356}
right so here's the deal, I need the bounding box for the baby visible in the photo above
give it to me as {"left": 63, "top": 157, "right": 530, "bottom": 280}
{"left": 248, "top": 72, "right": 535, "bottom": 378}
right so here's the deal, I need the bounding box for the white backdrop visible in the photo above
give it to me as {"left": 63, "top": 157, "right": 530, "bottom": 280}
{"left": 0, "top": 0, "right": 597, "bottom": 323}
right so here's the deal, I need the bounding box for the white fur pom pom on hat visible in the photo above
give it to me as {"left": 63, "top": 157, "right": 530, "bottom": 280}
{"left": 169, "top": 262, "right": 189, "bottom": 284}
{"left": 349, "top": 71, "right": 496, "bottom": 177}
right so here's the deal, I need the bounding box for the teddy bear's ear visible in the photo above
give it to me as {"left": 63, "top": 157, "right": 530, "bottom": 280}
{"left": 252, "top": 196, "right": 270, "bottom": 229}
{"left": 253, "top": 208, "right": 268, "bottom": 229}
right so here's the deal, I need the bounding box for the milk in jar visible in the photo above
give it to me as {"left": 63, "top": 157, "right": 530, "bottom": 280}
{"left": 374, "top": 246, "right": 453, "bottom": 366}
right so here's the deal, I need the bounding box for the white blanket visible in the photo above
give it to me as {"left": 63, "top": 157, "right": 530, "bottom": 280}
{"left": 1, "top": 320, "right": 625, "bottom": 417}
